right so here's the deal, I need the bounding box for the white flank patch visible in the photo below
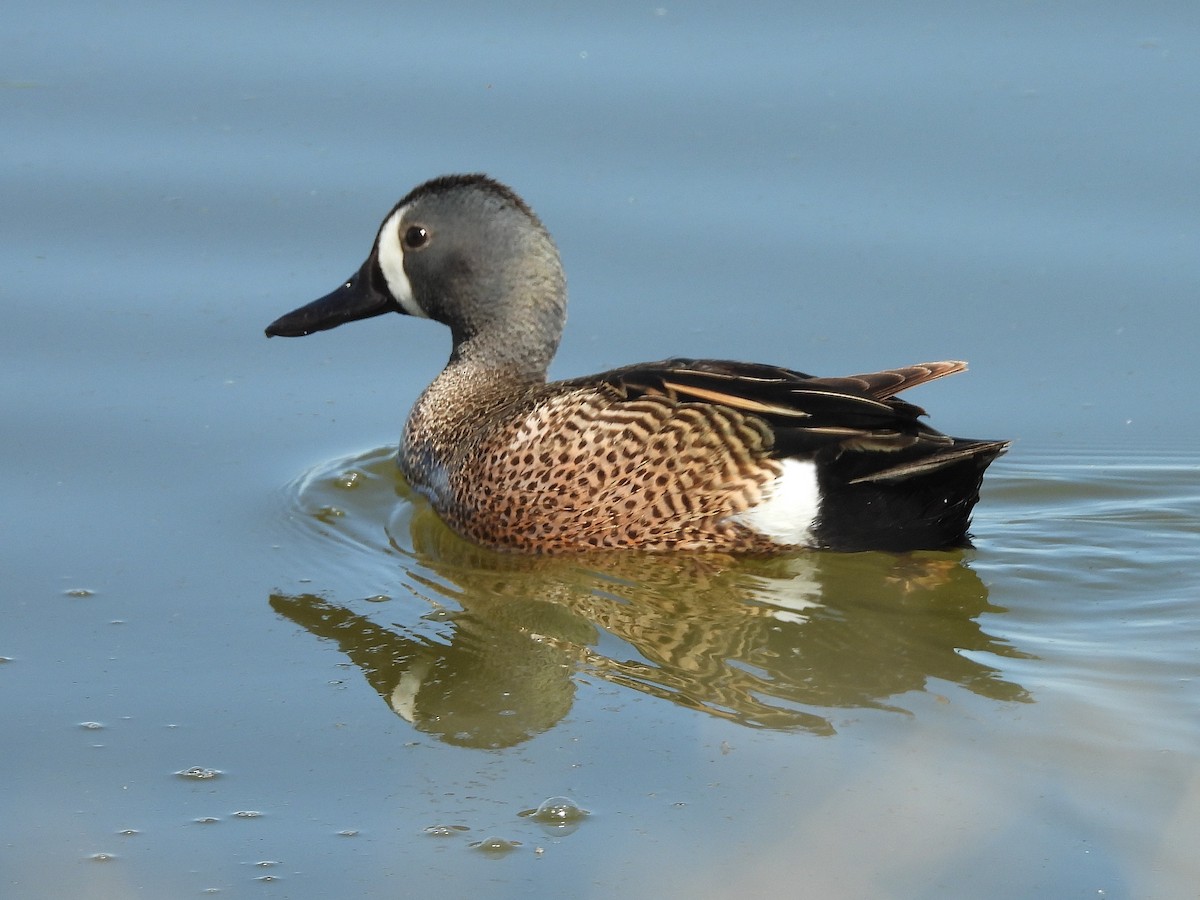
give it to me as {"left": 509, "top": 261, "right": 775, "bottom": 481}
{"left": 376, "top": 206, "right": 427, "bottom": 318}
{"left": 731, "top": 458, "right": 820, "bottom": 547}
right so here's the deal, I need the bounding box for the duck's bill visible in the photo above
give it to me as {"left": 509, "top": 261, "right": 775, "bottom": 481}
{"left": 265, "top": 259, "right": 397, "bottom": 337}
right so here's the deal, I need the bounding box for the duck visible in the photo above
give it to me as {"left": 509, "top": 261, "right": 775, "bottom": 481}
{"left": 266, "top": 174, "right": 1008, "bottom": 554}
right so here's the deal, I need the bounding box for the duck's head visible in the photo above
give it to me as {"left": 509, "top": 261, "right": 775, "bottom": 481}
{"left": 266, "top": 174, "right": 567, "bottom": 374}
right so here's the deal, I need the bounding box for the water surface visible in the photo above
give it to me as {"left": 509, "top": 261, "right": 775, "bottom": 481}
{"left": 4, "top": 1, "right": 1199, "bottom": 897}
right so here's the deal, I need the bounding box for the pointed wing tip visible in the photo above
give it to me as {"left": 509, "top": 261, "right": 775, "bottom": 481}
{"left": 922, "top": 360, "right": 969, "bottom": 373}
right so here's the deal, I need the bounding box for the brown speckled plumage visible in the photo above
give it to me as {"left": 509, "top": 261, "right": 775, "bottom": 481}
{"left": 267, "top": 174, "right": 1009, "bottom": 554}
{"left": 403, "top": 372, "right": 782, "bottom": 552}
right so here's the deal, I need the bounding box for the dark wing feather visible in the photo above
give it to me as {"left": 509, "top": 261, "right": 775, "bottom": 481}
{"left": 806, "top": 360, "right": 968, "bottom": 400}
{"left": 580, "top": 357, "right": 1007, "bottom": 480}
{"left": 589, "top": 357, "right": 951, "bottom": 440}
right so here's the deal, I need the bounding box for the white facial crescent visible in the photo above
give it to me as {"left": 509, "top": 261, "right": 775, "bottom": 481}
{"left": 376, "top": 206, "right": 427, "bottom": 318}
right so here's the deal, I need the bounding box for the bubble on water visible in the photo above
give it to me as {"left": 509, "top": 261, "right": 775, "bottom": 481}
{"left": 176, "top": 766, "right": 222, "bottom": 780}
{"left": 313, "top": 506, "right": 345, "bottom": 523}
{"left": 470, "top": 836, "right": 521, "bottom": 854}
{"left": 0, "top": 656, "right": 13, "bottom": 663}
{"left": 255, "top": 860, "right": 279, "bottom": 868}
{"left": 424, "top": 824, "right": 469, "bottom": 837}
{"left": 88, "top": 852, "right": 117, "bottom": 862}
{"left": 232, "top": 810, "right": 263, "bottom": 818}
{"left": 79, "top": 721, "right": 105, "bottom": 730}
{"left": 254, "top": 875, "right": 280, "bottom": 883}
{"left": 193, "top": 817, "right": 220, "bottom": 825}
{"left": 117, "top": 828, "right": 139, "bottom": 836}
{"left": 64, "top": 588, "right": 95, "bottom": 598}
{"left": 364, "top": 594, "right": 391, "bottom": 603}
{"left": 519, "top": 796, "right": 590, "bottom": 828}
{"left": 334, "top": 470, "right": 364, "bottom": 489}
{"left": 337, "top": 829, "right": 359, "bottom": 837}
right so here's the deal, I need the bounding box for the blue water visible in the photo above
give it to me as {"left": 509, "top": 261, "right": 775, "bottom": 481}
{"left": 4, "top": 2, "right": 1199, "bottom": 897}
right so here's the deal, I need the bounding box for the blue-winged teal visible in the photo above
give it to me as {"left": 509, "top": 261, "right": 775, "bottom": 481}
{"left": 267, "top": 174, "right": 1008, "bottom": 554}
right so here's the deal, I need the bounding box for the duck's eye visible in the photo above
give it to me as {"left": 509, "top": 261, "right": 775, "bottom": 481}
{"left": 403, "top": 225, "right": 429, "bottom": 249}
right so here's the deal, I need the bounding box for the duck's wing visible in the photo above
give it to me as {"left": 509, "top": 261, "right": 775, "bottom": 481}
{"left": 589, "top": 357, "right": 956, "bottom": 439}
{"left": 583, "top": 357, "right": 1007, "bottom": 480}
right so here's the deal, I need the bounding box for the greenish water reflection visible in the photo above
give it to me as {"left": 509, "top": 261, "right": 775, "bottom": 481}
{"left": 271, "top": 449, "right": 1030, "bottom": 748}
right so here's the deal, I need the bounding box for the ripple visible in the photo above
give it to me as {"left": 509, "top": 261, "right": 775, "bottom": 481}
{"left": 277, "top": 447, "right": 408, "bottom": 581}
{"left": 272, "top": 445, "right": 1200, "bottom": 756}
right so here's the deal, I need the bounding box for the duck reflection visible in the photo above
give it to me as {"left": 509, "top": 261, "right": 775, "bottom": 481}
{"left": 270, "top": 454, "right": 1030, "bottom": 749}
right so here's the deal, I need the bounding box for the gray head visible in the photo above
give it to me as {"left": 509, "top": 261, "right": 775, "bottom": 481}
{"left": 266, "top": 174, "right": 568, "bottom": 377}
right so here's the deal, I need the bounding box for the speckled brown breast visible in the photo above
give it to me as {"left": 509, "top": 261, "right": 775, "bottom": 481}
{"left": 410, "top": 383, "right": 788, "bottom": 554}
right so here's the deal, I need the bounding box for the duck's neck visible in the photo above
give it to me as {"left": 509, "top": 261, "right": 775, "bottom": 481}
{"left": 402, "top": 264, "right": 566, "bottom": 490}
{"left": 400, "top": 347, "right": 546, "bottom": 494}
{"left": 446, "top": 247, "right": 567, "bottom": 378}
{"left": 448, "top": 323, "right": 557, "bottom": 381}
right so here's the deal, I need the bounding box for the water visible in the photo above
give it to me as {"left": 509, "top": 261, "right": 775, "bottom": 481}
{"left": 4, "top": 1, "right": 1199, "bottom": 897}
